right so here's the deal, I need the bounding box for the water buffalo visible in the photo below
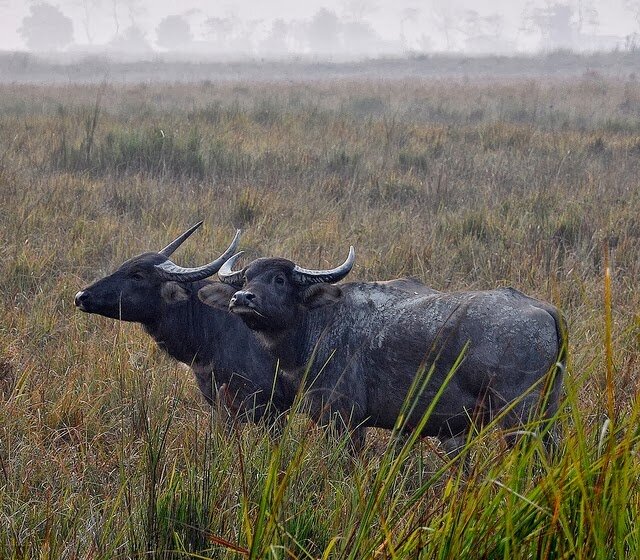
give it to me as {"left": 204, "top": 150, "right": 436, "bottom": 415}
{"left": 74, "top": 223, "right": 292, "bottom": 423}
{"left": 196, "top": 248, "right": 566, "bottom": 453}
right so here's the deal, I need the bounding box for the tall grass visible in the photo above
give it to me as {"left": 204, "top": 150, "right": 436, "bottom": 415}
{"left": 0, "top": 76, "right": 639, "bottom": 558}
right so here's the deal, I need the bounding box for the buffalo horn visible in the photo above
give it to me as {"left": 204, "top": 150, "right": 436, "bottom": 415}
{"left": 154, "top": 229, "right": 242, "bottom": 282}
{"left": 291, "top": 246, "right": 355, "bottom": 285}
{"left": 158, "top": 221, "right": 204, "bottom": 258}
{"left": 217, "top": 252, "right": 245, "bottom": 287}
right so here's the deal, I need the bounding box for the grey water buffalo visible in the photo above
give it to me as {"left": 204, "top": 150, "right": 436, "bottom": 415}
{"left": 74, "top": 223, "right": 292, "bottom": 423}
{"left": 195, "top": 248, "right": 566, "bottom": 452}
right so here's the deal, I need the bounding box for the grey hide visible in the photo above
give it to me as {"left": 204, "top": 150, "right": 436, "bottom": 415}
{"left": 201, "top": 256, "right": 566, "bottom": 452}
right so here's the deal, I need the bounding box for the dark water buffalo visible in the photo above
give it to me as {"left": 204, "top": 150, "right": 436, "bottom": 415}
{"left": 74, "top": 223, "right": 292, "bottom": 423}
{"left": 196, "top": 248, "right": 566, "bottom": 452}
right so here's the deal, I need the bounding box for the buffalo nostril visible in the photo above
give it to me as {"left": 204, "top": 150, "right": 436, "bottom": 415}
{"left": 75, "top": 291, "right": 88, "bottom": 307}
{"left": 233, "top": 291, "right": 256, "bottom": 307}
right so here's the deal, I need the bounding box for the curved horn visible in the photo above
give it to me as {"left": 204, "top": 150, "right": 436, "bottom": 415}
{"left": 217, "top": 252, "right": 245, "bottom": 287}
{"left": 154, "top": 230, "right": 241, "bottom": 282}
{"left": 158, "top": 221, "right": 204, "bottom": 258}
{"left": 291, "top": 246, "right": 355, "bottom": 286}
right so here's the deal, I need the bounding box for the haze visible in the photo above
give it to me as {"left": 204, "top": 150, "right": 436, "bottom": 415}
{"left": 1, "top": 0, "right": 638, "bottom": 58}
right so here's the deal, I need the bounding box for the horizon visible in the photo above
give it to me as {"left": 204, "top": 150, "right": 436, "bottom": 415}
{"left": 1, "top": 0, "right": 636, "bottom": 58}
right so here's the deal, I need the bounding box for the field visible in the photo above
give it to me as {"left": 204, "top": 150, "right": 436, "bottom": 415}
{"left": 0, "top": 67, "right": 639, "bottom": 558}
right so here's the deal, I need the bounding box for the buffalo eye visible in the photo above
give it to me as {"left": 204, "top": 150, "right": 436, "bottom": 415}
{"left": 274, "top": 275, "right": 286, "bottom": 286}
{"left": 131, "top": 271, "right": 145, "bottom": 281}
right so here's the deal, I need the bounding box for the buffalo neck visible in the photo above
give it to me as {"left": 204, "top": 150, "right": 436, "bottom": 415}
{"left": 256, "top": 303, "right": 336, "bottom": 377}
{"left": 142, "top": 281, "right": 296, "bottom": 415}
{"left": 143, "top": 280, "right": 260, "bottom": 373}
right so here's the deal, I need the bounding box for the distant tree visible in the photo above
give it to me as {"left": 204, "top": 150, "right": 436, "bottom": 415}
{"left": 231, "top": 18, "right": 261, "bottom": 54}
{"left": 416, "top": 34, "right": 434, "bottom": 53}
{"left": 261, "top": 18, "right": 289, "bottom": 56}
{"left": 109, "top": 25, "right": 152, "bottom": 52}
{"left": 342, "top": 20, "right": 382, "bottom": 55}
{"left": 463, "top": 10, "right": 503, "bottom": 38}
{"left": 19, "top": 3, "right": 74, "bottom": 51}
{"left": 308, "top": 8, "right": 341, "bottom": 55}
{"left": 340, "top": 1, "right": 381, "bottom": 56}
{"left": 625, "top": 1, "right": 640, "bottom": 30}
{"left": 204, "top": 16, "right": 235, "bottom": 51}
{"left": 110, "top": 0, "right": 120, "bottom": 34}
{"left": 287, "top": 18, "right": 311, "bottom": 53}
{"left": 576, "top": 0, "right": 599, "bottom": 35}
{"left": 101, "top": 0, "right": 147, "bottom": 36}
{"left": 121, "top": 0, "right": 145, "bottom": 27}
{"left": 342, "top": 0, "right": 378, "bottom": 21}
{"left": 463, "top": 11, "right": 502, "bottom": 42}
{"left": 68, "top": 0, "right": 102, "bottom": 44}
{"left": 64, "top": 0, "right": 125, "bottom": 39}
{"left": 463, "top": 10, "right": 514, "bottom": 54}
{"left": 400, "top": 7, "right": 420, "bottom": 51}
{"left": 156, "top": 15, "right": 193, "bottom": 50}
{"left": 524, "top": 3, "right": 575, "bottom": 50}
{"left": 426, "top": 1, "right": 461, "bottom": 51}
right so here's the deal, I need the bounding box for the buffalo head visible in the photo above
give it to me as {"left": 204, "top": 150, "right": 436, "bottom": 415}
{"left": 75, "top": 222, "right": 240, "bottom": 323}
{"left": 197, "top": 247, "right": 355, "bottom": 332}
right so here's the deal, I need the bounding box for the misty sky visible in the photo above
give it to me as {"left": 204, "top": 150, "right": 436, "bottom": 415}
{"left": 1, "top": 0, "right": 637, "bottom": 54}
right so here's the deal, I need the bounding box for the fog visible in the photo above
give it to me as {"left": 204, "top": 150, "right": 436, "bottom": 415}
{"left": 1, "top": 0, "right": 637, "bottom": 59}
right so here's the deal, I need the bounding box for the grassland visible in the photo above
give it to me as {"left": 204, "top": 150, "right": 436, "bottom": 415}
{"left": 0, "top": 72, "right": 639, "bottom": 558}
{"left": 4, "top": 49, "right": 640, "bottom": 83}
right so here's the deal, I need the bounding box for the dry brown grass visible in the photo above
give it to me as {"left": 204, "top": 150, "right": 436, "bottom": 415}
{"left": 0, "top": 76, "right": 638, "bottom": 558}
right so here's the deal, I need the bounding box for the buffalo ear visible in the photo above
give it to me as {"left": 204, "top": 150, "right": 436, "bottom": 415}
{"left": 160, "top": 281, "right": 190, "bottom": 304}
{"left": 301, "top": 283, "right": 343, "bottom": 310}
{"left": 198, "top": 283, "right": 237, "bottom": 309}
